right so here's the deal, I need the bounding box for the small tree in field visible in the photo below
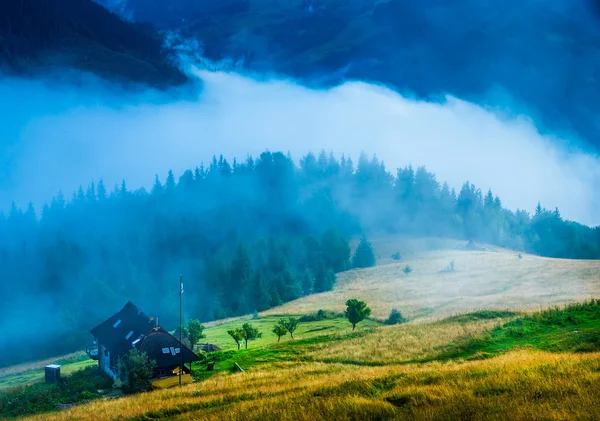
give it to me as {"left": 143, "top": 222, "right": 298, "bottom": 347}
{"left": 272, "top": 323, "right": 287, "bottom": 342}
{"left": 344, "top": 298, "right": 371, "bottom": 330}
{"left": 352, "top": 235, "right": 376, "bottom": 268}
{"left": 118, "top": 349, "right": 156, "bottom": 393}
{"left": 241, "top": 323, "right": 262, "bottom": 349}
{"left": 227, "top": 328, "right": 244, "bottom": 350}
{"left": 386, "top": 308, "right": 406, "bottom": 325}
{"left": 187, "top": 319, "right": 206, "bottom": 348}
{"left": 282, "top": 317, "right": 299, "bottom": 339}
{"left": 403, "top": 265, "right": 412, "bottom": 275}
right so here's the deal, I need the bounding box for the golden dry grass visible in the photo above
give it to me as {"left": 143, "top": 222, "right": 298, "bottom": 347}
{"left": 305, "top": 318, "right": 505, "bottom": 365}
{"left": 262, "top": 247, "right": 600, "bottom": 320}
{"left": 25, "top": 350, "right": 600, "bottom": 421}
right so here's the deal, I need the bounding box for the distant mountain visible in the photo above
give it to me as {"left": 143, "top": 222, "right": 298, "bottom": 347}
{"left": 0, "top": 0, "right": 187, "bottom": 87}
{"left": 96, "top": 0, "right": 600, "bottom": 150}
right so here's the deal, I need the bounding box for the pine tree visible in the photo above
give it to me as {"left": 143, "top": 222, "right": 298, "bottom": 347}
{"left": 352, "top": 235, "right": 376, "bottom": 268}
{"left": 97, "top": 179, "right": 107, "bottom": 201}
{"left": 165, "top": 170, "right": 176, "bottom": 191}
{"left": 151, "top": 175, "right": 163, "bottom": 196}
{"left": 86, "top": 182, "right": 96, "bottom": 203}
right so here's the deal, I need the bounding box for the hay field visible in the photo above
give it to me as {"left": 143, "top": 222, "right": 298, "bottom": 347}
{"left": 262, "top": 240, "right": 600, "bottom": 320}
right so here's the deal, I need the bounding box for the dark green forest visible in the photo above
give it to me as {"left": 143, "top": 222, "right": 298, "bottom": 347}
{"left": 1, "top": 150, "right": 599, "bottom": 368}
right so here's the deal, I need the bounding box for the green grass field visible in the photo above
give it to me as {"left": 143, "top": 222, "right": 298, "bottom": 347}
{"left": 0, "top": 354, "right": 95, "bottom": 390}
{"left": 193, "top": 315, "right": 382, "bottom": 376}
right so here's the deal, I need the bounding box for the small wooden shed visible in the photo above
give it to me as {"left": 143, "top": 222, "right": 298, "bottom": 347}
{"left": 45, "top": 364, "right": 61, "bottom": 383}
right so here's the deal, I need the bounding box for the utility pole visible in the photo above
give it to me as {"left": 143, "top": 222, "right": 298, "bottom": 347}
{"left": 179, "top": 273, "right": 183, "bottom": 387}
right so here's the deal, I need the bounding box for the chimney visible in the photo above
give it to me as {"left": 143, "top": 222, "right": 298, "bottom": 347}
{"left": 155, "top": 316, "right": 159, "bottom": 329}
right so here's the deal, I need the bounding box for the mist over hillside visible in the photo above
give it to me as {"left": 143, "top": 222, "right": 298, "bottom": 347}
{"left": 1, "top": 68, "right": 599, "bottom": 226}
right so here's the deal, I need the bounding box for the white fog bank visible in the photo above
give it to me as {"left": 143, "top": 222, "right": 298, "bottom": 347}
{"left": 2, "top": 68, "right": 599, "bottom": 225}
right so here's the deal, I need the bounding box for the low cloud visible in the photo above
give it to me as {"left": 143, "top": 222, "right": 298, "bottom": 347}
{"left": 1, "top": 68, "right": 599, "bottom": 225}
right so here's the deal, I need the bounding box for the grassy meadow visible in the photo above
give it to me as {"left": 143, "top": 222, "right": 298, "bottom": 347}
{"left": 262, "top": 243, "right": 600, "bottom": 320}
{"left": 3, "top": 238, "right": 600, "bottom": 420}
{"left": 18, "top": 301, "right": 600, "bottom": 420}
{"left": 0, "top": 353, "right": 95, "bottom": 390}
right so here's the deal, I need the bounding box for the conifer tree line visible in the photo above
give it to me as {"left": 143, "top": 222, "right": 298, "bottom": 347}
{"left": 0, "top": 150, "right": 598, "bottom": 367}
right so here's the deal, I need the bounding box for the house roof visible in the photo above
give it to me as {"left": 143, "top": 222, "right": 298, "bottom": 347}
{"left": 90, "top": 301, "right": 155, "bottom": 356}
{"left": 90, "top": 301, "right": 200, "bottom": 366}
{"left": 137, "top": 326, "right": 201, "bottom": 367}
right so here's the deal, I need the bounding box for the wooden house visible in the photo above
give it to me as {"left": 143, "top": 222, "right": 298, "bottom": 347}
{"left": 88, "top": 301, "right": 200, "bottom": 382}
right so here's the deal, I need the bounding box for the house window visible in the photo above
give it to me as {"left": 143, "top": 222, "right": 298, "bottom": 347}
{"left": 113, "top": 320, "right": 121, "bottom": 328}
{"left": 125, "top": 331, "right": 134, "bottom": 340}
{"left": 158, "top": 369, "right": 167, "bottom": 377}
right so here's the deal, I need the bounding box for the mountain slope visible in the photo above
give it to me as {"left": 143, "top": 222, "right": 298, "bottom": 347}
{"left": 98, "top": 0, "right": 600, "bottom": 149}
{"left": 262, "top": 238, "right": 600, "bottom": 320}
{"left": 0, "top": 0, "right": 187, "bottom": 87}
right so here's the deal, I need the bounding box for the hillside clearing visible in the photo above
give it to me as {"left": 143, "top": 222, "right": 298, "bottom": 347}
{"left": 262, "top": 247, "right": 600, "bottom": 320}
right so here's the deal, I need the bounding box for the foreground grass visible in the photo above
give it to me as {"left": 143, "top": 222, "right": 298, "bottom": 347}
{"left": 23, "top": 350, "right": 600, "bottom": 421}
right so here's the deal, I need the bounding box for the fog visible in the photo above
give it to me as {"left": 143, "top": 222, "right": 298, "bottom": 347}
{"left": 1, "top": 67, "right": 599, "bottom": 226}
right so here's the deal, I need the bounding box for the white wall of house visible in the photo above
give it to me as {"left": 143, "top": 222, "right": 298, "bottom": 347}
{"left": 98, "top": 344, "right": 118, "bottom": 380}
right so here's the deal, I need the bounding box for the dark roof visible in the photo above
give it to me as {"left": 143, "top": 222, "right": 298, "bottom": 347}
{"left": 90, "top": 301, "right": 155, "bottom": 356}
{"left": 137, "top": 327, "right": 200, "bottom": 367}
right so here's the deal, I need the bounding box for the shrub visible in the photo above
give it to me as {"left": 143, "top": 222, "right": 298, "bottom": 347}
{"left": 392, "top": 252, "right": 401, "bottom": 261}
{"left": 299, "top": 309, "right": 342, "bottom": 322}
{"left": 118, "top": 350, "right": 157, "bottom": 393}
{"left": 403, "top": 265, "right": 412, "bottom": 275}
{"left": 386, "top": 309, "right": 407, "bottom": 325}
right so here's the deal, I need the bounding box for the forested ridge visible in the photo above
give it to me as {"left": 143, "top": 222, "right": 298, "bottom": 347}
{"left": 1, "top": 150, "right": 599, "bottom": 367}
